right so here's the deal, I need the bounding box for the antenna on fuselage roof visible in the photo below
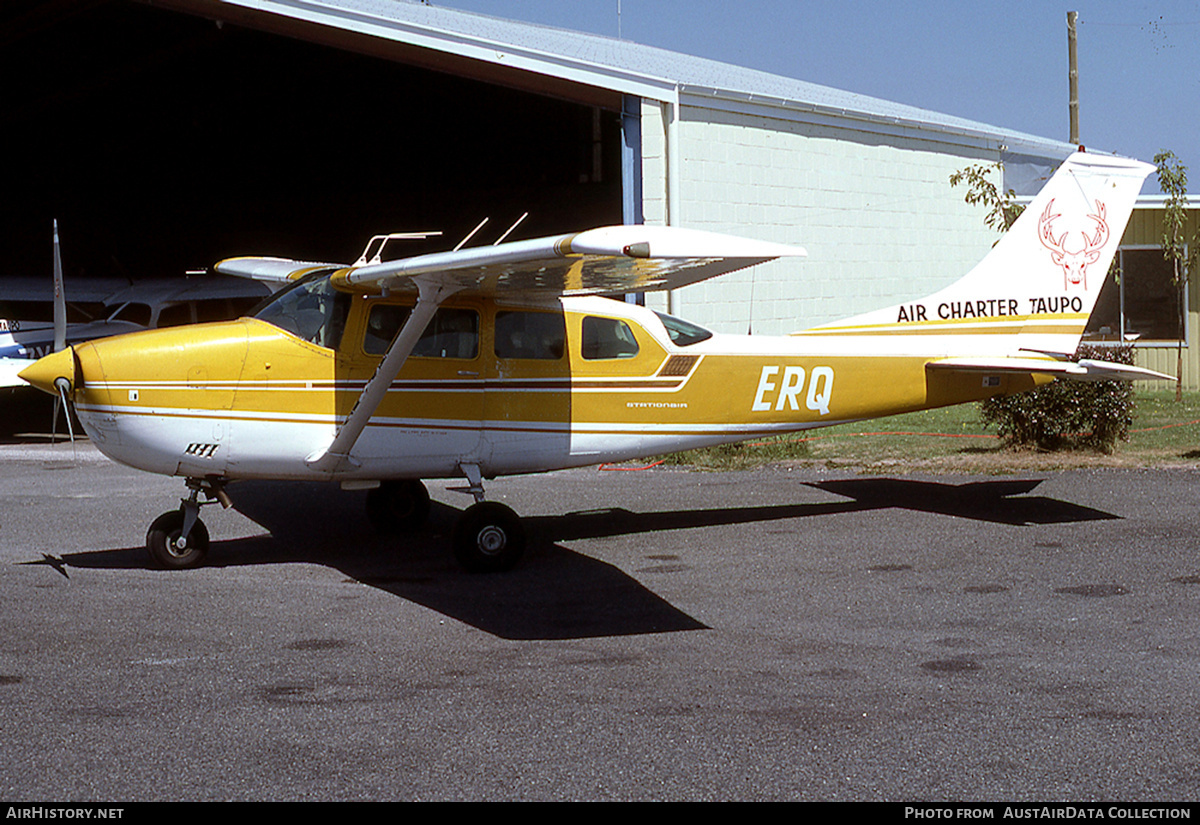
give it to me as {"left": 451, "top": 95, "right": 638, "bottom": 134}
{"left": 494, "top": 212, "right": 528, "bottom": 245}
{"left": 448, "top": 214, "right": 529, "bottom": 252}
{"left": 354, "top": 231, "right": 443, "bottom": 266}
{"left": 453, "top": 218, "right": 489, "bottom": 251}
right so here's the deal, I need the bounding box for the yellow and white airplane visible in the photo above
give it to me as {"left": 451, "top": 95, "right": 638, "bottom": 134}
{"left": 18, "top": 151, "right": 1168, "bottom": 572}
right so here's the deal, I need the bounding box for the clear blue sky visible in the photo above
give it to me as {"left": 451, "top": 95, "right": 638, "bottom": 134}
{"left": 433, "top": 1, "right": 1200, "bottom": 192}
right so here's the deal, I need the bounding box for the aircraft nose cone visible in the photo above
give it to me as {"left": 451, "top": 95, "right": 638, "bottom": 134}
{"left": 18, "top": 347, "right": 75, "bottom": 395}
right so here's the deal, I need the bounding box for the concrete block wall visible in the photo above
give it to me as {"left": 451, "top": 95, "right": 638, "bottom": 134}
{"left": 639, "top": 98, "right": 1006, "bottom": 336}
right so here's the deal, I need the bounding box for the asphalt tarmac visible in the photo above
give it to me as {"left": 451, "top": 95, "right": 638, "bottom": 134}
{"left": 2, "top": 439, "right": 1199, "bottom": 801}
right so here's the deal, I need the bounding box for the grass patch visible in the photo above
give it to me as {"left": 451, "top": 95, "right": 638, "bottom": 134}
{"left": 644, "top": 390, "right": 1200, "bottom": 473}
{"left": 1126, "top": 390, "right": 1200, "bottom": 456}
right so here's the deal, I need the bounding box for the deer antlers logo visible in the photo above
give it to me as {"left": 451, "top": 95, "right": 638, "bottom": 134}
{"left": 1038, "top": 198, "right": 1109, "bottom": 290}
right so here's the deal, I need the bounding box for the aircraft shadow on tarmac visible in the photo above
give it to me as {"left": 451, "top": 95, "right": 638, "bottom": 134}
{"left": 53, "top": 476, "right": 1116, "bottom": 640}
{"left": 803, "top": 477, "right": 1117, "bottom": 526}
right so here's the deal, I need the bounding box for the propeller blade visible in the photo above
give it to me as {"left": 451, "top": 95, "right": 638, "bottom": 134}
{"left": 52, "top": 220, "right": 65, "bottom": 354}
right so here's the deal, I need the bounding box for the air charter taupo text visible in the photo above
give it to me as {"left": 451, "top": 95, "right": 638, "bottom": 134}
{"left": 896, "top": 296, "right": 1086, "bottom": 322}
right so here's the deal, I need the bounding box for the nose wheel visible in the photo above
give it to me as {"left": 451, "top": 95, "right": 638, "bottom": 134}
{"left": 146, "top": 478, "right": 229, "bottom": 570}
{"left": 146, "top": 509, "right": 210, "bottom": 569}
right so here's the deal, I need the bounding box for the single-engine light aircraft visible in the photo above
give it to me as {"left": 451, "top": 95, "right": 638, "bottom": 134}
{"left": 19, "top": 151, "right": 1169, "bottom": 572}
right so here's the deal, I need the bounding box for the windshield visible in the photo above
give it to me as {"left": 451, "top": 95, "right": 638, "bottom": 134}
{"left": 253, "top": 273, "right": 351, "bottom": 350}
{"left": 654, "top": 311, "right": 713, "bottom": 347}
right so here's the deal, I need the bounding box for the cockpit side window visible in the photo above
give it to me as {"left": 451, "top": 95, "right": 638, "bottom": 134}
{"left": 653, "top": 311, "right": 713, "bottom": 346}
{"left": 581, "top": 316, "right": 640, "bottom": 360}
{"left": 253, "top": 274, "right": 351, "bottom": 350}
{"left": 364, "top": 304, "right": 479, "bottom": 359}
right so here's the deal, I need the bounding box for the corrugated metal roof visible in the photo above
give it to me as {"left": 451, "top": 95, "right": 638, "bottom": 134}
{"left": 208, "top": 0, "right": 1074, "bottom": 156}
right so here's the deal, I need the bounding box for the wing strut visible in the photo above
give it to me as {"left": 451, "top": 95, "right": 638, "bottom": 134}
{"left": 306, "top": 275, "right": 464, "bottom": 474}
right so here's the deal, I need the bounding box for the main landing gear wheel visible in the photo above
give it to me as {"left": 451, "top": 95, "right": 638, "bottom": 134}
{"left": 453, "top": 501, "right": 525, "bottom": 573}
{"left": 146, "top": 509, "right": 210, "bottom": 570}
{"left": 366, "top": 480, "right": 431, "bottom": 534}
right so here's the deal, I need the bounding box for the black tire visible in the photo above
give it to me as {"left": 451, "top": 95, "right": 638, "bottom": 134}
{"left": 366, "top": 480, "right": 431, "bottom": 534}
{"left": 452, "top": 501, "right": 525, "bottom": 573}
{"left": 146, "top": 509, "right": 209, "bottom": 570}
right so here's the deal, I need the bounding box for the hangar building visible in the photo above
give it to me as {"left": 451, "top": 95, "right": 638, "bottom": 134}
{"left": 2, "top": 0, "right": 1082, "bottom": 342}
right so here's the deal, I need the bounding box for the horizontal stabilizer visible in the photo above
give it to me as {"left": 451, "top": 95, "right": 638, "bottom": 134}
{"left": 929, "top": 356, "right": 1174, "bottom": 382}
{"left": 1071, "top": 359, "right": 1176, "bottom": 382}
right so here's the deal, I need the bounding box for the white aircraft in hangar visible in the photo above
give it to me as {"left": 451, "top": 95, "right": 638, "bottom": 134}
{"left": 18, "top": 151, "right": 1170, "bottom": 572}
{"left": 1, "top": 222, "right": 269, "bottom": 388}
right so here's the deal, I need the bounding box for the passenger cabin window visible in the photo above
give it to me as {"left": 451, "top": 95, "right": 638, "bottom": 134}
{"left": 581, "top": 316, "right": 639, "bottom": 360}
{"left": 364, "top": 304, "right": 479, "bottom": 359}
{"left": 253, "top": 274, "right": 351, "bottom": 350}
{"left": 495, "top": 311, "right": 565, "bottom": 360}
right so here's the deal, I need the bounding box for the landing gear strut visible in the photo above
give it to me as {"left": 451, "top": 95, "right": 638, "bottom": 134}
{"left": 146, "top": 478, "right": 230, "bottom": 570}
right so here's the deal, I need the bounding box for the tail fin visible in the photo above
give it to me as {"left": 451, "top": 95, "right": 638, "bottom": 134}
{"left": 809, "top": 151, "right": 1155, "bottom": 357}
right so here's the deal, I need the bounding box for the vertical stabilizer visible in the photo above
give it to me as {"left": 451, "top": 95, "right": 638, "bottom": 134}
{"left": 807, "top": 152, "right": 1155, "bottom": 357}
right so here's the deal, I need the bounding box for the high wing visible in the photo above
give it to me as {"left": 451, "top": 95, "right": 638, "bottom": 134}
{"left": 216, "top": 224, "right": 805, "bottom": 475}
{"left": 216, "top": 225, "right": 807, "bottom": 296}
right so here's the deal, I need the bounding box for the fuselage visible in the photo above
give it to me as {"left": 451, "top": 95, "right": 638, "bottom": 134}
{"left": 39, "top": 274, "right": 1038, "bottom": 483}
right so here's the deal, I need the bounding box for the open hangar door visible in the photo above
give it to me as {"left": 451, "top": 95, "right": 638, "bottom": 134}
{"left": 1, "top": 0, "right": 626, "bottom": 289}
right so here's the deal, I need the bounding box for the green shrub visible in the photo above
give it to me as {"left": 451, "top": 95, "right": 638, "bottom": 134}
{"left": 978, "top": 344, "right": 1135, "bottom": 453}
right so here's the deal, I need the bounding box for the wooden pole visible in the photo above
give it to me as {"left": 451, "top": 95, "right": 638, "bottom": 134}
{"left": 1068, "top": 11, "right": 1079, "bottom": 145}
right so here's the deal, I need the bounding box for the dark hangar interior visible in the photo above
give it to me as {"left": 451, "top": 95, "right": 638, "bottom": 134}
{"left": 1, "top": 0, "right": 625, "bottom": 286}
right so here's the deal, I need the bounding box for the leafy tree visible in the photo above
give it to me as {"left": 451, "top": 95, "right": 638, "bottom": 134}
{"left": 1153, "top": 150, "right": 1200, "bottom": 402}
{"left": 949, "top": 161, "right": 1024, "bottom": 232}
